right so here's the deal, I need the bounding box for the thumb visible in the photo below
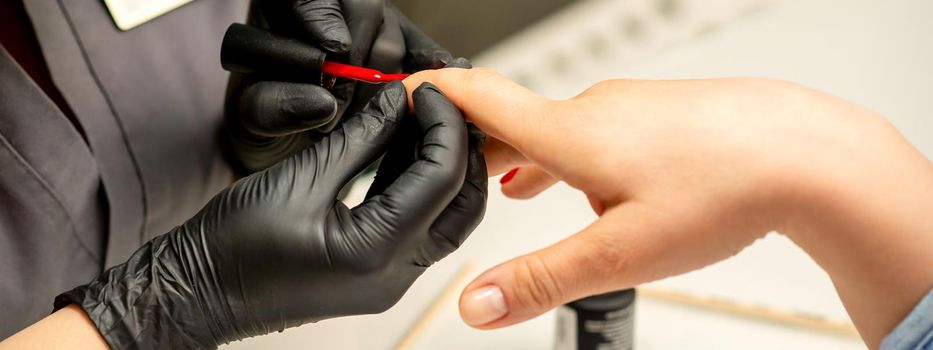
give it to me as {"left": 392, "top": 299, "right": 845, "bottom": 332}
{"left": 458, "top": 206, "right": 653, "bottom": 328}
{"left": 237, "top": 81, "right": 338, "bottom": 136}
{"left": 307, "top": 80, "right": 407, "bottom": 200}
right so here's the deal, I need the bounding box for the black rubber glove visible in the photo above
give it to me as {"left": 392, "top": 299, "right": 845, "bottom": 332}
{"left": 55, "top": 82, "right": 487, "bottom": 349}
{"left": 225, "top": 0, "right": 452, "bottom": 174}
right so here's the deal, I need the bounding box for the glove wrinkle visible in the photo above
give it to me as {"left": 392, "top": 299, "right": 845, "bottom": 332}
{"left": 293, "top": 0, "right": 351, "bottom": 52}
{"left": 55, "top": 233, "right": 221, "bottom": 349}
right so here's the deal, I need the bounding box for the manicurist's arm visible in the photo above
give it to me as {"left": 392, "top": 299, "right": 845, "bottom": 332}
{"left": 0, "top": 305, "right": 108, "bottom": 350}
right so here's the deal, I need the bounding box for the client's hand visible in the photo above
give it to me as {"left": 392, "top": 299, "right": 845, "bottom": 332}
{"left": 56, "top": 82, "right": 487, "bottom": 348}
{"left": 403, "top": 69, "right": 933, "bottom": 347}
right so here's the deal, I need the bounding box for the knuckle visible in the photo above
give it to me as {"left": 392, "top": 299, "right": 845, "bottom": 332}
{"left": 590, "top": 232, "right": 629, "bottom": 277}
{"left": 406, "top": 70, "right": 433, "bottom": 82}
{"left": 462, "top": 67, "right": 502, "bottom": 85}
{"left": 427, "top": 226, "right": 462, "bottom": 251}
{"left": 511, "top": 255, "right": 564, "bottom": 313}
{"left": 433, "top": 166, "right": 465, "bottom": 196}
{"left": 575, "top": 79, "right": 629, "bottom": 99}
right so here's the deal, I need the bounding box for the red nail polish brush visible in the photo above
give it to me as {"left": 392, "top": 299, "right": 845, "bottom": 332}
{"left": 322, "top": 61, "right": 409, "bottom": 83}
{"left": 221, "top": 23, "right": 409, "bottom": 86}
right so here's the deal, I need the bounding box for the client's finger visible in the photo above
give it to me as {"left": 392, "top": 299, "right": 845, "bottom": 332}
{"left": 499, "top": 165, "right": 559, "bottom": 200}
{"left": 401, "top": 68, "right": 559, "bottom": 159}
{"left": 484, "top": 137, "right": 528, "bottom": 176}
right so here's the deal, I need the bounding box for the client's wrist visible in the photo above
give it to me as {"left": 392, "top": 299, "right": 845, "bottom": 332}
{"left": 743, "top": 83, "right": 888, "bottom": 237}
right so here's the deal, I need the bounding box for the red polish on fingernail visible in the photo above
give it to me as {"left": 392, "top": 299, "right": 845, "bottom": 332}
{"left": 500, "top": 168, "right": 520, "bottom": 184}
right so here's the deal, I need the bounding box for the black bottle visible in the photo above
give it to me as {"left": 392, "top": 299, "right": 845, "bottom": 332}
{"left": 554, "top": 288, "right": 636, "bottom": 350}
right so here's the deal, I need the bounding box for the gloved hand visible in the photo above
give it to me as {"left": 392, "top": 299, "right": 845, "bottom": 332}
{"left": 55, "top": 82, "right": 487, "bottom": 349}
{"left": 225, "top": 0, "right": 452, "bottom": 173}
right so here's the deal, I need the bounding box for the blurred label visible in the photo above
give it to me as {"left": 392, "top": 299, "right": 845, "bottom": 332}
{"left": 555, "top": 303, "right": 635, "bottom": 350}
{"left": 555, "top": 306, "right": 578, "bottom": 349}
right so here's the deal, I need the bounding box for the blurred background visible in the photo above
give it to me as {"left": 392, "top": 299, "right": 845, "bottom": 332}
{"left": 224, "top": 0, "right": 933, "bottom": 348}
{"left": 394, "top": 0, "right": 577, "bottom": 59}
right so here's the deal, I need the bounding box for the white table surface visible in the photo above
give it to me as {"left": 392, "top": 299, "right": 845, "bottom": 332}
{"left": 223, "top": 0, "right": 933, "bottom": 348}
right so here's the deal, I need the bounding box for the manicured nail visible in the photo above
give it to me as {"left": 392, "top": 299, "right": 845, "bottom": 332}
{"left": 500, "top": 167, "right": 520, "bottom": 184}
{"left": 461, "top": 285, "right": 508, "bottom": 326}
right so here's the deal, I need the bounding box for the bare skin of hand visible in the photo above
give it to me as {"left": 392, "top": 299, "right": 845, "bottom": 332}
{"left": 403, "top": 69, "right": 933, "bottom": 348}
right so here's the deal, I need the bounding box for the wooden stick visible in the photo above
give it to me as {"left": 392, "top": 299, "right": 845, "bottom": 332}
{"left": 638, "top": 286, "right": 859, "bottom": 337}
{"left": 395, "top": 263, "right": 479, "bottom": 350}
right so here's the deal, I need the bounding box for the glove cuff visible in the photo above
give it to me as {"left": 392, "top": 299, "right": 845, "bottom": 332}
{"left": 54, "top": 231, "right": 222, "bottom": 349}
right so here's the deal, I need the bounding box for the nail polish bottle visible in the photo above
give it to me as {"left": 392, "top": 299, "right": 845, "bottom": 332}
{"left": 554, "top": 288, "right": 636, "bottom": 350}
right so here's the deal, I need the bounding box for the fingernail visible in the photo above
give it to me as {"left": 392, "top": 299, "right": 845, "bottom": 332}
{"left": 500, "top": 167, "right": 519, "bottom": 184}
{"left": 461, "top": 285, "right": 508, "bottom": 326}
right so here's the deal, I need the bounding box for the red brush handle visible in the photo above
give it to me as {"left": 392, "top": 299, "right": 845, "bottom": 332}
{"left": 322, "top": 61, "right": 410, "bottom": 83}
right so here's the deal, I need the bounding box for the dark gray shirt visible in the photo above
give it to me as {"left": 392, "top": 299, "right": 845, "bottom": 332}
{"left": 0, "top": 0, "right": 245, "bottom": 336}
